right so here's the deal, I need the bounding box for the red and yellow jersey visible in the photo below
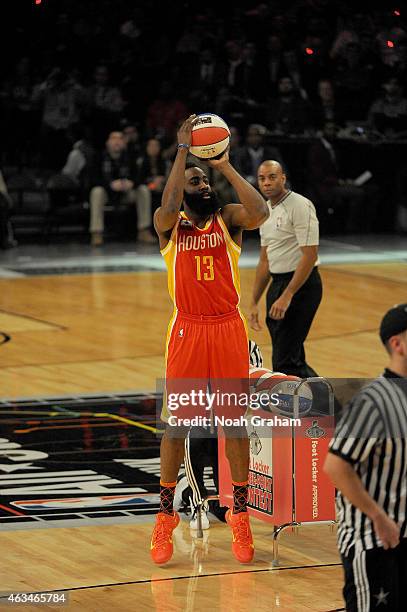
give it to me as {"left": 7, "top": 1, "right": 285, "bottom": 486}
{"left": 161, "top": 211, "right": 241, "bottom": 316}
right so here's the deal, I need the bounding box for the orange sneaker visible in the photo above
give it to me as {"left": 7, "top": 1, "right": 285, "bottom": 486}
{"left": 150, "top": 512, "right": 180, "bottom": 564}
{"left": 226, "top": 509, "right": 254, "bottom": 564}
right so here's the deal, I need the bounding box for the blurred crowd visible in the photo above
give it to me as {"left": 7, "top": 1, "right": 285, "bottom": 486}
{"left": 2, "top": 1, "right": 407, "bottom": 167}
{"left": 1, "top": 0, "right": 407, "bottom": 243}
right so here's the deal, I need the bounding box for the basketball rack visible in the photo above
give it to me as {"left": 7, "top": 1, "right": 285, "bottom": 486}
{"left": 195, "top": 377, "right": 337, "bottom": 567}
{"left": 270, "top": 377, "right": 337, "bottom": 566}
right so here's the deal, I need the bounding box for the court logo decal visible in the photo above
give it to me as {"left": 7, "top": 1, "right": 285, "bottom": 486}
{"left": 11, "top": 494, "right": 161, "bottom": 510}
{"left": 249, "top": 430, "right": 262, "bottom": 455}
{"left": 0, "top": 393, "right": 163, "bottom": 530}
{"left": 305, "top": 420, "right": 325, "bottom": 439}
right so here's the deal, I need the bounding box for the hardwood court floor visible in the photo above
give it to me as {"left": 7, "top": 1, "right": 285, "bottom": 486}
{"left": 0, "top": 261, "right": 405, "bottom": 611}
{"left": 0, "top": 262, "right": 405, "bottom": 397}
{"left": 0, "top": 519, "right": 342, "bottom": 611}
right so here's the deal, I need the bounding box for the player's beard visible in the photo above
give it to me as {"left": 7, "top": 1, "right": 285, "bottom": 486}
{"left": 184, "top": 191, "right": 220, "bottom": 217}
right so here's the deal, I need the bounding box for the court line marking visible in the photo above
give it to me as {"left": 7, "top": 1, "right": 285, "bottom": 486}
{"left": 1, "top": 263, "right": 403, "bottom": 370}
{"left": 0, "top": 389, "right": 158, "bottom": 402}
{"left": 322, "top": 264, "right": 407, "bottom": 285}
{"left": 0, "top": 354, "right": 163, "bottom": 368}
{"left": 0, "top": 408, "right": 159, "bottom": 434}
{"left": 0, "top": 308, "right": 67, "bottom": 330}
{"left": 307, "top": 328, "right": 378, "bottom": 343}
{"left": 106, "top": 413, "right": 159, "bottom": 433}
{"left": 11, "top": 412, "right": 159, "bottom": 435}
{"left": 0, "top": 503, "right": 24, "bottom": 516}
{"left": 0, "top": 264, "right": 402, "bottom": 369}
{"left": 0, "top": 562, "right": 342, "bottom": 599}
{"left": 1, "top": 260, "right": 400, "bottom": 368}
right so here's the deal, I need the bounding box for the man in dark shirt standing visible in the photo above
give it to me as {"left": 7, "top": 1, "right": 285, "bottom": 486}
{"left": 89, "top": 131, "right": 155, "bottom": 246}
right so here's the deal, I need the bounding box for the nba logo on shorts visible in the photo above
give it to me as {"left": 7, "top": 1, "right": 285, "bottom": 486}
{"left": 179, "top": 329, "right": 184, "bottom": 337}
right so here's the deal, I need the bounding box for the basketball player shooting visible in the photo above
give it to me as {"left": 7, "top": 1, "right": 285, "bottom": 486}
{"left": 151, "top": 114, "right": 269, "bottom": 564}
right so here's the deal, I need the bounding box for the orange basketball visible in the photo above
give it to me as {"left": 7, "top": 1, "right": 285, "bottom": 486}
{"left": 249, "top": 367, "right": 313, "bottom": 416}
{"left": 190, "top": 113, "right": 230, "bottom": 159}
{"left": 249, "top": 367, "right": 294, "bottom": 395}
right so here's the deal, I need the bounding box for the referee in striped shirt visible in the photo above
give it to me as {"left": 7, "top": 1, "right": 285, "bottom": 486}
{"left": 324, "top": 304, "right": 407, "bottom": 611}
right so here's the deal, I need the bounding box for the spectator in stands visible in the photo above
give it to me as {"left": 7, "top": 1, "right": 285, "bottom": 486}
{"left": 224, "top": 40, "right": 245, "bottom": 94}
{"left": 264, "top": 34, "right": 285, "bottom": 98}
{"left": 213, "top": 40, "right": 247, "bottom": 121}
{"left": 122, "top": 121, "right": 142, "bottom": 160}
{"left": 333, "top": 41, "right": 376, "bottom": 122}
{"left": 32, "top": 68, "right": 86, "bottom": 170}
{"left": 86, "top": 65, "right": 125, "bottom": 147}
{"left": 368, "top": 76, "right": 407, "bottom": 138}
{"left": 282, "top": 49, "right": 307, "bottom": 99}
{"left": 240, "top": 42, "right": 264, "bottom": 103}
{"left": 137, "top": 138, "right": 169, "bottom": 209}
{"left": 197, "top": 47, "right": 219, "bottom": 91}
{"left": 175, "top": 18, "right": 204, "bottom": 57}
{"left": 146, "top": 81, "right": 188, "bottom": 144}
{"left": 89, "top": 131, "right": 155, "bottom": 247}
{"left": 138, "top": 32, "right": 172, "bottom": 83}
{"left": 386, "top": 37, "right": 407, "bottom": 85}
{"left": 312, "top": 78, "right": 344, "bottom": 129}
{"left": 187, "top": 47, "right": 221, "bottom": 109}
{"left": 375, "top": 13, "right": 407, "bottom": 69}
{"left": 267, "top": 76, "right": 313, "bottom": 135}
{"left": 61, "top": 129, "right": 95, "bottom": 198}
{"left": 228, "top": 125, "right": 242, "bottom": 165}
{"left": 1, "top": 57, "right": 37, "bottom": 168}
{"left": 306, "top": 122, "right": 377, "bottom": 233}
{"left": 224, "top": 40, "right": 257, "bottom": 98}
{"left": 3, "top": 0, "right": 407, "bottom": 248}
{"left": 214, "top": 40, "right": 264, "bottom": 123}
{"left": 234, "top": 124, "right": 286, "bottom": 186}
{"left": 0, "top": 170, "right": 17, "bottom": 249}
{"left": 330, "top": 15, "right": 361, "bottom": 60}
{"left": 395, "top": 164, "right": 407, "bottom": 233}
{"left": 300, "top": 38, "right": 333, "bottom": 98}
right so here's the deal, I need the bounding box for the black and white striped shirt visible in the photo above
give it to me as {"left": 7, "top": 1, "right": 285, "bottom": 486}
{"left": 329, "top": 370, "right": 407, "bottom": 555}
{"left": 249, "top": 340, "right": 263, "bottom": 368}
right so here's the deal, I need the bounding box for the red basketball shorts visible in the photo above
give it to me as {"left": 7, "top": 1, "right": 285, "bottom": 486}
{"left": 163, "top": 309, "right": 249, "bottom": 423}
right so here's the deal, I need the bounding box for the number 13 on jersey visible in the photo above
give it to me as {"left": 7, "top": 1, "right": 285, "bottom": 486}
{"left": 195, "top": 255, "right": 215, "bottom": 281}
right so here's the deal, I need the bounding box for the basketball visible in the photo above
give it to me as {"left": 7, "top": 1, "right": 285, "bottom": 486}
{"left": 190, "top": 113, "right": 230, "bottom": 159}
{"left": 249, "top": 367, "right": 287, "bottom": 392}
{"left": 249, "top": 367, "right": 313, "bottom": 417}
